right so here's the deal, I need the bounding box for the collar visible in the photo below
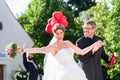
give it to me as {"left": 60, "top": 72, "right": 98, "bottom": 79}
{"left": 85, "top": 35, "right": 94, "bottom": 39}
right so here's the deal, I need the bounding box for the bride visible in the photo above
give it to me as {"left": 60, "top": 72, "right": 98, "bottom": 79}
{"left": 18, "top": 24, "right": 103, "bottom": 80}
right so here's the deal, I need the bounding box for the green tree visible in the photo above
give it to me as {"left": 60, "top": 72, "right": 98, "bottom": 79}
{"left": 65, "top": 0, "right": 96, "bottom": 17}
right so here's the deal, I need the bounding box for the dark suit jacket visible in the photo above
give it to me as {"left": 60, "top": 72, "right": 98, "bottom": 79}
{"left": 23, "top": 53, "right": 43, "bottom": 80}
{"left": 76, "top": 35, "right": 109, "bottom": 80}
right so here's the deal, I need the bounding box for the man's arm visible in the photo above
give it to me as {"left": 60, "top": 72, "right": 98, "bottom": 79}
{"left": 101, "top": 47, "right": 110, "bottom": 63}
{"left": 23, "top": 52, "right": 29, "bottom": 71}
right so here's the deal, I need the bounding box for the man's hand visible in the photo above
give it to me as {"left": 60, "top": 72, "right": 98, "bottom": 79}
{"left": 92, "top": 40, "right": 104, "bottom": 54}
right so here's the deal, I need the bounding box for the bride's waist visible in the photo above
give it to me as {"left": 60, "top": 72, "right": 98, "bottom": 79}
{"left": 60, "top": 63, "right": 79, "bottom": 69}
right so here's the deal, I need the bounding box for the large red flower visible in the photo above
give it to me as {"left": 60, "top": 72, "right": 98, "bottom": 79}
{"left": 45, "top": 24, "right": 53, "bottom": 34}
{"left": 45, "top": 11, "right": 68, "bottom": 33}
{"left": 52, "top": 11, "right": 63, "bottom": 21}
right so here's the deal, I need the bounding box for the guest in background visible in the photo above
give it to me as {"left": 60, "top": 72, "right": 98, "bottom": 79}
{"left": 23, "top": 52, "right": 44, "bottom": 80}
{"left": 0, "top": 22, "right": 3, "bottom": 30}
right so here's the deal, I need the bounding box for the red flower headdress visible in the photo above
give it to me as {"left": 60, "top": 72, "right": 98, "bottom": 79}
{"left": 45, "top": 11, "right": 68, "bottom": 34}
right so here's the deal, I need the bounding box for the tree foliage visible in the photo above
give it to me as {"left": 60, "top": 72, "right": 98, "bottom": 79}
{"left": 65, "top": 0, "right": 96, "bottom": 17}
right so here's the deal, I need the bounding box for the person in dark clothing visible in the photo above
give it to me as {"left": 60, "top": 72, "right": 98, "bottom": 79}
{"left": 76, "top": 20, "right": 111, "bottom": 80}
{"left": 23, "top": 52, "right": 44, "bottom": 80}
{"left": 0, "top": 22, "right": 3, "bottom": 30}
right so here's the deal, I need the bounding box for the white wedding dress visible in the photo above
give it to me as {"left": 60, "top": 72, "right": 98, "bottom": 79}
{"left": 43, "top": 47, "right": 87, "bottom": 80}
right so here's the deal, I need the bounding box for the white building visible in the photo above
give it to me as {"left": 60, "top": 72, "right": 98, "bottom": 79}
{"left": 0, "top": 0, "right": 34, "bottom": 80}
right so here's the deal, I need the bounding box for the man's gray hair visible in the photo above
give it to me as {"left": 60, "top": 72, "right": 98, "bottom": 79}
{"left": 85, "top": 21, "right": 96, "bottom": 28}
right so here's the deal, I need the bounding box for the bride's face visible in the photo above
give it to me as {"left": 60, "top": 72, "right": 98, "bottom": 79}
{"left": 54, "top": 29, "right": 64, "bottom": 41}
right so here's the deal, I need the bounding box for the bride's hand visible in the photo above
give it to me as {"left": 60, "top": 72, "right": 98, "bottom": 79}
{"left": 16, "top": 43, "right": 27, "bottom": 54}
{"left": 95, "top": 40, "right": 104, "bottom": 47}
{"left": 16, "top": 48, "right": 23, "bottom": 53}
{"left": 92, "top": 40, "right": 104, "bottom": 54}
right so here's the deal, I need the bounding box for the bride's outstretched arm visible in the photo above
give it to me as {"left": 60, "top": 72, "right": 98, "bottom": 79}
{"left": 24, "top": 46, "right": 50, "bottom": 54}
{"left": 17, "top": 45, "right": 54, "bottom": 54}
{"left": 68, "top": 40, "right": 103, "bottom": 55}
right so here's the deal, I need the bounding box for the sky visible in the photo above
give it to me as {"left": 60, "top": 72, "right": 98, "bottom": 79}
{"left": 5, "top": 0, "right": 32, "bottom": 17}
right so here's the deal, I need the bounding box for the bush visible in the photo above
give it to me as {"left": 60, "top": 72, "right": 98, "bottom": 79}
{"left": 12, "top": 66, "right": 28, "bottom": 80}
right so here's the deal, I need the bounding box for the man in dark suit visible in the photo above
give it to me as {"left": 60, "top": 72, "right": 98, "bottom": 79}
{"left": 23, "top": 52, "right": 44, "bottom": 80}
{"left": 0, "top": 22, "right": 3, "bottom": 30}
{"left": 76, "top": 21, "right": 111, "bottom": 80}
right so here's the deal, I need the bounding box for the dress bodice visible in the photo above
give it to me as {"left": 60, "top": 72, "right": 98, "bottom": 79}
{"left": 43, "top": 47, "right": 88, "bottom": 80}
{"left": 54, "top": 47, "right": 78, "bottom": 68}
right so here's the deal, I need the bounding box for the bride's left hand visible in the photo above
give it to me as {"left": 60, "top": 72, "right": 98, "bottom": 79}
{"left": 92, "top": 40, "right": 104, "bottom": 54}
{"left": 17, "top": 43, "right": 27, "bottom": 54}
{"left": 16, "top": 48, "right": 23, "bottom": 53}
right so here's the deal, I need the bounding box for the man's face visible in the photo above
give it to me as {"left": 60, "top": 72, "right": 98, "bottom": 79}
{"left": 28, "top": 53, "right": 33, "bottom": 60}
{"left": 83, "top": 24, "right": 95, "bottom": 38}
